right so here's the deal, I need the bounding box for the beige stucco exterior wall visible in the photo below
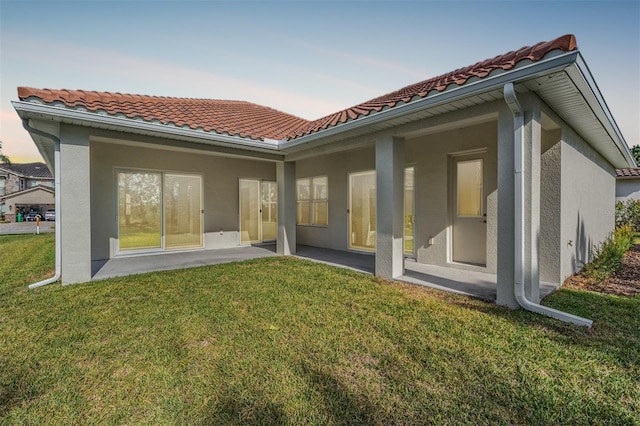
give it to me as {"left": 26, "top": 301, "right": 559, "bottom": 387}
{"left": 60, "top": 125, "right": 92, "bottom": 284}
{"left": 295, "top": 120, "right": 498, "bottom": 273}
{"left": 405, "top": 121, "right": 498, "bottom": 273}
{"left": 616, "top": 178, "right": 640, "bottom": 201}
{"left": 559, "top": 126, "right": 616, "bottom": 281}
{"left": 539, "top": 128, "right": 562, "bottom": 284}
{"left": 295, "top": 147, "right": 375, "bottom": 251}
{"left": 90, "top": 140, "right": 276, "bottom": 261}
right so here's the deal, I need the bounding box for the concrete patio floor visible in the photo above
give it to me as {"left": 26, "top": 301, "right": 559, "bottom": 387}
{"left": 91, "top": 244, "right": 559, "bottom": 302}
{"left": 91, "top": 245, "right": 278, "bottom": 281}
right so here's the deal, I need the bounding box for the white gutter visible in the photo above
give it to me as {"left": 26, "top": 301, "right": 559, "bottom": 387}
{"left": 504, "top": 83, "right": 592, "bottom": 327}
{"left": 11, "top": 101, "right": 282, "bottom": 155}
{"left": 281, "top": 51, "right": 581, "bottom": 150}
{"left": 21, "top": 119, "right": 61, "bottom": 289}
{"left": 566, "top": 54, "right": 635, "bottom": 167}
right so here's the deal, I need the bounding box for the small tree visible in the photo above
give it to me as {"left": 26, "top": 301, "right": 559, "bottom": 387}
{"left": 632, "top": 144, "right": 640, "bottom": 166}
{"left": 0, "top": 141, "right": 10, "bottom": 165}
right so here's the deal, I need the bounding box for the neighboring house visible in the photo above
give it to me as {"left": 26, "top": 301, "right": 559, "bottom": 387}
{"left": 0, "top": 185, "right": 54, "bottom": 222}
{"left": 0, "top": 162, "right": 54, "bottom": 220}
{"left": 615, "top": 168, "right": 640, "bottom": 201}
{"left": 12, "top": 34, "right": 635, "bottom": 310}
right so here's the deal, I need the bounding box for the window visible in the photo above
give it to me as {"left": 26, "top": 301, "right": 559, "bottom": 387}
{"left": 0, "top": 177, "right": 5, "bottom": 195}
{"left": 297, "top": 176, "right": 328, "bottom": 226}
{"left": 457, "top": 159, "right": 483, "bottom": 217}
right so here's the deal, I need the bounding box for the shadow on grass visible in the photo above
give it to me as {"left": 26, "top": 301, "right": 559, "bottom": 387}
{"left": 443, "top": 288, "right": 640, "bottom": 368}
{"left": 300, "top": 362, "right": 378, "bottom": 425}
{"left": 198, "top": 392, "right": 288, "bottom": 426}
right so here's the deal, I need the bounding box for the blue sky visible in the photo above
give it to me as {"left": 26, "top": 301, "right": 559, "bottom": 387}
{"left": 1, "top": 0, "right": 638, "bottom": 162}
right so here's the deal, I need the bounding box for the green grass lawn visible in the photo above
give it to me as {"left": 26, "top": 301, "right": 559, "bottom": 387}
{"left": 1, "top": 235, "right": 639, "bottom": 425}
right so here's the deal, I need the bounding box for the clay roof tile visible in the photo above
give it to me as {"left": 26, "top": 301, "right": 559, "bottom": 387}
{"left": 17, "top": 34, "right": 578, "bottom": 143}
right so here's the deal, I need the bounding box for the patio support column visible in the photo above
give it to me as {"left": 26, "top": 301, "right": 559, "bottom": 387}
{"left": 59, "top": 125, "right": 92, "bottom": 284}
{"left": 277, "top": 161, "right": 296, "bottom": 255}
{"left": 496, "top": 107, "right": 518, "bottom": 308}
{"left": 524, "top": 107, "right": 542, "bottom": 303}
{"left": 375, "top": 135, "right": 404, "bottom": 279}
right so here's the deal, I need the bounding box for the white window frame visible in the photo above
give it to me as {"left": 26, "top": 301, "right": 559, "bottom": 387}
{"left": 296, "top": 176, "right": 328, "bottom": 226}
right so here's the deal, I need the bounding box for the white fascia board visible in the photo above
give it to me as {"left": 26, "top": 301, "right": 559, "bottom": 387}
{"left": 280, "top": 51, "right": 581, "bottom": 151}
{"left": 11, "top": 101, "right": 282, "bottom": 154}
{"left": 565, "top": 54, "right": 636, "bottom": 168}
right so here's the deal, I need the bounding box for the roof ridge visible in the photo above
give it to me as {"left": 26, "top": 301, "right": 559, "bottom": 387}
{"left": 287, "top": 34, "right": 577, "bottom": 139}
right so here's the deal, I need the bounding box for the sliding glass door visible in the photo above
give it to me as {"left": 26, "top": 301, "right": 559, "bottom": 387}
{"left": 117, "top": 170, "right": 202, "bottom": 253}
{"left": 118, "top": 171, "right": 162, "bottom": 251}
{"left": 164, "top": 174, "right": 203, "bottom": 249}
{"left": 239, "top": 179, "right": 277, "bottom": 244}
{"left": 348, "top": 170, "right": 376, "bottom": 251}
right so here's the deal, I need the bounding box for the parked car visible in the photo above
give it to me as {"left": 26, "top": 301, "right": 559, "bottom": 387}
{"left": 24, "top": 211, "right": 41, "bottom": 221}
{"left": 45, "top": 209, "right": 55, "bottom": 221}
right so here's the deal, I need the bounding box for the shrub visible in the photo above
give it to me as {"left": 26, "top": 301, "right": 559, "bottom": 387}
{"left": 615, "top": 199, "right": 640, "bottom": 232}
{"left": 584, "top": 225, "right": 634, "bottom": 282}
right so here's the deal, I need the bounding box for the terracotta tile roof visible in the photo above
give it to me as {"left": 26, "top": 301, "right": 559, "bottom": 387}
{"left": 17, "top": 34, "right": 577, "bottom": 143}
{"left": 289, "top": 34, "right": 578, "bottom": 139}
{"left": 616, "top": 168, "right": 640, "bottom": 178}
{"left": 0, "top": 162, "right": 52, "bottom": 179}
{"left": 17, "top": 88, "right": 310, "bottom": 141}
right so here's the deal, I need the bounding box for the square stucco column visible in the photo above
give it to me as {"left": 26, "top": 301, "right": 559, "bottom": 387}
{"left": 375, "top": 136, "right": 404, "bottom": 279}
{"left": 496, "top": 108, "right": 518, "bottom": 308}
{"left": 523, "top": 108, "right": 542, "bottom": 303}
{"left": 277, "top": 161, "right": 296, "bottom": 255}
{"left": 60, "top": 126, "right": 92, "bottom": 284}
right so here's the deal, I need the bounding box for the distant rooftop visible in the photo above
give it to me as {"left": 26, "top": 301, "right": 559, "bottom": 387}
{"left": 0, "top": 162, "right": 52, "bottom": 179}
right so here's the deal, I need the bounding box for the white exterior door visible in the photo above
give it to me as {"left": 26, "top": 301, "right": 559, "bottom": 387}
{"left": 451, "top": 156, "right": 487, "bottom": 266}
{"left": 239, "top": 179, "right": 276, "bottom": 244}
{"left": 348, "top": 170, "right": 376, "bottom": 252}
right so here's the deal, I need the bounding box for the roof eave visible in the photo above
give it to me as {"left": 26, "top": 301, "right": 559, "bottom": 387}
{"left": 11, "top": 101, "right": 283, "bottom": 155}
{"left": 564, "top": 53, "right": 635, "bottom": 168}
{"left": 280, "top": 50, "right": 582, "bottom": 152}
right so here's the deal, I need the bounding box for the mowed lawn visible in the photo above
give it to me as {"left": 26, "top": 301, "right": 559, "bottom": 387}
{"left": 1, "top": 235, "right": 639, "bottom": 425}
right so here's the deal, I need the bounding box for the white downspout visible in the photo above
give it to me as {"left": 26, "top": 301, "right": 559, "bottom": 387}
{"left": 503, "top": 83, "right": 592, "bottom": 327}
{"left": 22, "top": 119, "right": 62, "bottom": 289}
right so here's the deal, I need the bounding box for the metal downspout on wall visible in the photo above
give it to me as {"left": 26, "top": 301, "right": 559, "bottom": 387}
{"left": 503, "top": 83, "right": 592, "bottom": 327}
{"left": 21, "top": 119, "right": 62, "bottom": 289}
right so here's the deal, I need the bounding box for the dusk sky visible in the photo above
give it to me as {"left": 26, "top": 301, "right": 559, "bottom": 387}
{"left": 1, "top": 1, "right": 638, "bottom": 162}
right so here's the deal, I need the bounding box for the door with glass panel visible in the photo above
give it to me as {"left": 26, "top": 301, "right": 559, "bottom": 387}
{"left": 164, "top": 174, "right": 203, "bottom": 249}
{"left": 451, "top": 156, "right": 487, "bottom": 266}
{"left": 239, "top": 179, "right": 277, "bottom": 244}
{"left": 118, "top": 171, "right": 163, "bottom": 252}
{"left": 261, "top": 181, "right": 277, "bottom": 241}
{"left": 404, "top": 167, "right": 415, "bottom": 256}
{"left": 348, "top": 170, "right": 376, "bottom": 252}
{"left": 117, "top": 171, "right": 202, "bottom": 253}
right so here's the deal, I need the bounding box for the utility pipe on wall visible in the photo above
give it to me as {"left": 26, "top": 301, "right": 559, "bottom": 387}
{"left": 22, "top": 119, "right": 62, "bottom": 289}
{"left": 503, "top": 83, "right": 592, "bottom": 327}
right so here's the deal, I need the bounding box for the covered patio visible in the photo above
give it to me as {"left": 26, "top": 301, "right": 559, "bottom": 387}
{"left": 91, "top": 245, "right": 559, "bottom": 302}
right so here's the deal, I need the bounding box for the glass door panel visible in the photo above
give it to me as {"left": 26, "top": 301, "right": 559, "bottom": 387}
{"left": 452, "top": 157, "right": 487, "bottom": 266}
{"left": 261, "top": 181, "right": 277, "bottom": 241}
{"left": 164, "top": 174, "right": 203, "bottom": 249}
{"left": 348, "top": 171, "right": 376, "bottom": 251}
{"left": 117, "top": 171, "right": 162, "bottom": 251}
{"left": 239, "top": 179, "right": 260, "bottom": 244}
{"left": 404, "top": 167, "right": 415, "bottom": 255}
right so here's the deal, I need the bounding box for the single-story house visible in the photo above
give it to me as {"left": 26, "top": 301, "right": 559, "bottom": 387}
{"left": 616, "top": 168, "right": 640, "bottom": 201}
{"left": 12, "top": 34, "right": 635, "bottom": 322}
{"left": 0, "top": 185, "right": 54, "bottom": 222}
